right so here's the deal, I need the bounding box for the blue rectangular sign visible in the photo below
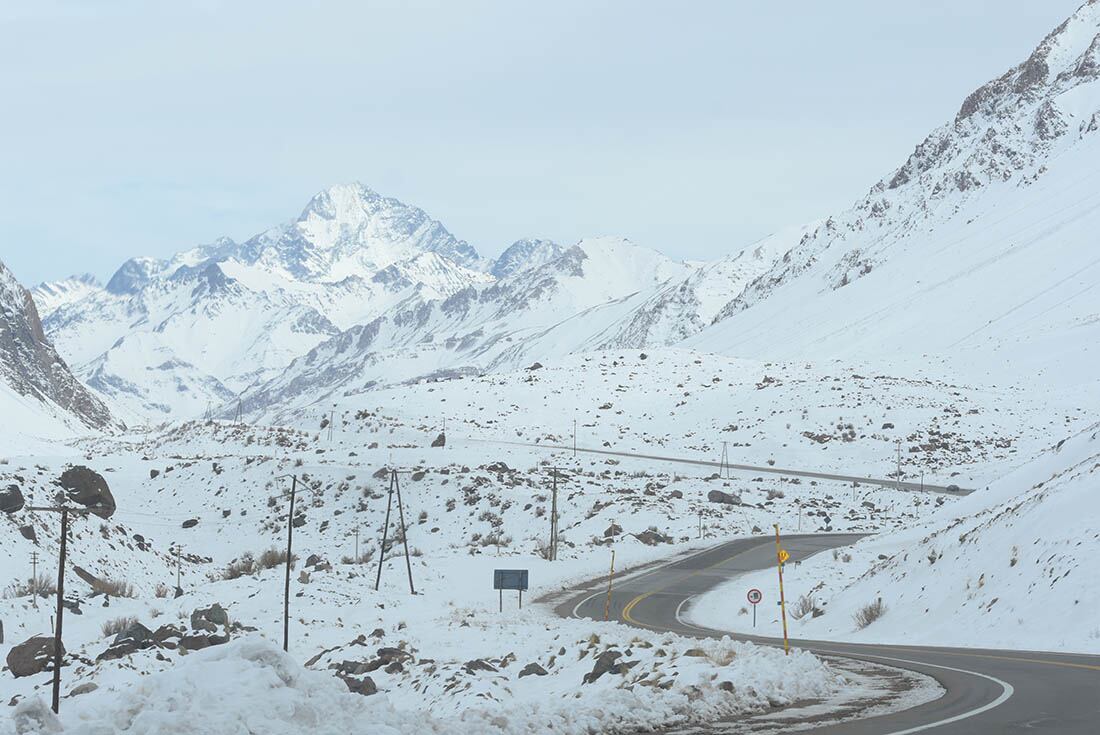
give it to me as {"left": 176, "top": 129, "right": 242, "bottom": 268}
{"left": 493, "top": 569, "right": 529, "bottom": 591}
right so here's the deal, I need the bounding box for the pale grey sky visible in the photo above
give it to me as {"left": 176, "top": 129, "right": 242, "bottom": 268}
{"left": 0, "top": 0, "right": 1082, "bottom": 285}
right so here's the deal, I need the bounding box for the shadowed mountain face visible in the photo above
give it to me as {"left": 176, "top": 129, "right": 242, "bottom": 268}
{"left": 0, "top": 258, "right": 117, "bottom": 430}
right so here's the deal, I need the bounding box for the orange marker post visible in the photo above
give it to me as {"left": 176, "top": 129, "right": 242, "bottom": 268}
{"left": 774, "top": 524, "right": 791, "bottom": 655}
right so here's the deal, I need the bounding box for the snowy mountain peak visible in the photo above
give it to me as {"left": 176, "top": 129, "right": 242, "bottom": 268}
{"left": 491, "top": 238, "right": 563, "bottom": 278}
{"left": 31, "top": 273, "right": 102, "bottom": 316}
{"left": 106, "top": 256, "right": 165, "bottom": 295}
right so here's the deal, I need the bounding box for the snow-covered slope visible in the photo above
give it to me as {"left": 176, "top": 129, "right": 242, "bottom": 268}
{"left": 688, "top": 420, "right": 1100, "bottom": 652}
{"left": 0, "top": 258, "right": 117, "bottom": 440}
{"left": 693, "top": 0, "right": 1100, "bottom": 388}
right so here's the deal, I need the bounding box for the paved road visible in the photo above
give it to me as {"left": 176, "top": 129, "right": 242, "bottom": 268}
{"left": 474, "top": 439, "right": 973, "bottom": 494}
{"left": 560, "top": 534, "right": 1100, "bottom": 733}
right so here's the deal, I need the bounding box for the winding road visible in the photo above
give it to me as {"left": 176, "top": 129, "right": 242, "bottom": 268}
{"left": 473, "top": 439, "right": 973, "bottom": 494}
{"left": 559, "top": 534, "right": 1100, "bottom": 733}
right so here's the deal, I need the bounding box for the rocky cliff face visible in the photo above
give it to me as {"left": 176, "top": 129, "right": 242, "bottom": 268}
{"left": 0, "top": 259, "right": 117, "bottom": 430}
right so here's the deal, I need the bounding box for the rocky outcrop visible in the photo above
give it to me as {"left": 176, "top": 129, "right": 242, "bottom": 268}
{"left": 0, "top": 259, "right": 117, "bottom": 431}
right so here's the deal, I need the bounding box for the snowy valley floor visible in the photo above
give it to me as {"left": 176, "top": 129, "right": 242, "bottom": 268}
{"left": 1, "top": 349, "right": 1094, "bottom": 732}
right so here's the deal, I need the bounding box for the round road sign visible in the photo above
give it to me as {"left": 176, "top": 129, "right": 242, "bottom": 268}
{"left": 747, "top": 588, "right": 763, "bottom": 605}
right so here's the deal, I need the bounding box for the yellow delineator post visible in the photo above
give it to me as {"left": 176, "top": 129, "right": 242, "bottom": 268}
{"left": 604, "top": 550, "right": 616, "bottom": 621}
{"left": 774, "top": 524, "right": 791, "bottom": 655}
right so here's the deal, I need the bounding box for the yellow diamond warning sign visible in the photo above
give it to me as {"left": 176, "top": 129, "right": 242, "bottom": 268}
{"left": 778, "top": 549, "right": 790, "bottom": 564}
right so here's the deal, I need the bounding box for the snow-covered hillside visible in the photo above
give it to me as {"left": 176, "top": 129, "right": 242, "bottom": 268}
{"left": 687, "top": 420, "right": 1100, "bottom": 653}
{"left": 693, "top": 0, "right": 1100, "bottom": 389}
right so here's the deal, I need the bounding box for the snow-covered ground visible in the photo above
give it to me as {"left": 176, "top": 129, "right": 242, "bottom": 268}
{"left": 686, "top": 421, "right": 1100, "bottom": 653}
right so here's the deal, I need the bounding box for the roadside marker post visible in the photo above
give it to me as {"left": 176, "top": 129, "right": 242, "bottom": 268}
{"left": 604, "top": 550, "right": 616, "bottom": 621}
{"left": 747, "top": 588, "right": 762, "bottom": 628}
{"left": 773, "top": 524, "right": 791, "bottom": 655}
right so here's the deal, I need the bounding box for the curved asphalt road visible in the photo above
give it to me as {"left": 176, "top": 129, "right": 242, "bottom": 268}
{"left": 559, "top": 534, "right": 1100, "bottom": 734}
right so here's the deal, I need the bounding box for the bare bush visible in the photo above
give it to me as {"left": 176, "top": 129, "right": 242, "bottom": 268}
{"left": 854, "top": 598, "right": 886, "bottom": 629}
{"left": 341, "top": 549, "right": 376, "bottom": 565}
{"left": 257, "top": 547, "right": 294, "bottom": 571}
{"left": 222, "top": 554, "right": 257, "bottom": 580}
{"left": 790, "top": 594, "right": 815, "bottom": 620}
{"left": 154, "top": 583, "right": 171, "bottom": 598}
{"left": 93, "top": 577, "right": 135, "bottom": 598}
{"left": 2, "top": 575, "right": 57, "bottom": 599}
{"left": 101, "top": 615, "right": 138, "bottom": 638}
{"left": 534, "top": 537, "right": 552, "bottom": 560}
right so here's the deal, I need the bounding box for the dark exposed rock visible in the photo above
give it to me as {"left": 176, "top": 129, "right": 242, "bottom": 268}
{"left": 518, "top": 662, "right": 548, "bottom": 677}
{"left": 463, "top": 658, "right": 497, "bottom": 674}
{"left": 181, "top": 518, "right": 198, "bottom": 529}
{"left": 0, "top": 484, "right": 24, "bottom": 514}
{"left": 6, "top": 635, "right": 62, "bottom": 678}
{"left": 97, "top": 622, "right": 155, "bottom": 661}
{"left": 149, "top": 469, "right": 159, "bottom": 479}
{"left": 583, "top": 650, "right": 626, "bottom": 684}
{"left": 632, "top": 529, "right": 671, "bottom": 546}
{"left": 58, "top": 466, "right": 115, "bottom": 518}
{"left": 603, "top": 522, "right": 622, "bottom": 539}
{"left": 431, "top": 433, "right": 446, "bottom": 448}
{"left": 191, "top": 603, "right": 229, "bottom": 633}
{"left": 707, "top": 489, "right": 741, "bottom": 505}
{"left": 341, "top": 675, "right": 377, "bottom": 696}
{"left": 18, "top": 525, "right": 36, "bottom": 542}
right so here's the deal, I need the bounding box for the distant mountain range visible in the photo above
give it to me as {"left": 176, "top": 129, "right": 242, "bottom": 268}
{"left": 7, "top": 0, "right": 1100, "bottom": 429}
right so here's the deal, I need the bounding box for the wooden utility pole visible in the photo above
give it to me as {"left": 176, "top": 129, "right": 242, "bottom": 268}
{"left": 546, "top": 468, "right": 568, "bottom": 561}
{"left": 374, "top": 470, "right": 415, "bottom": 593}
{"left": 896, "top": 439, "right": 902, "bottom": 491}
{"left": 25, "top": 504, "right": 92, "bottom": 713}
{"left": 31, "top": 551, "right": 38, "bottom": 609}
{"left": 573, "top": 419, "right": 577, "bottom": 457}
{"left": 350, "top": 527, "right": 359, "bottom": 561}
{"left": 720, "top": 441, "right": 729, "bottom": 479}
{"left": 274, "top": 474, "right": 298, "bottom": 653}
{"left": 174, "top": 543, "right": 182, "bottom": 596}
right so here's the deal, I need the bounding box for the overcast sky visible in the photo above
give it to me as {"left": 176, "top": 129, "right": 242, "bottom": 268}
{"left": 0, "top": 0, "right": 1082, "bottom": 285}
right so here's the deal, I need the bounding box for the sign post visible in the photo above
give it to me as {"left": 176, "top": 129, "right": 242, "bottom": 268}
{"left": 773, "top": 525, "right": 791, "bottom": 655}
{"left": 747, "top": 588, "right": 762, "bottom": 628}
{"left": 493, "top": 569, "right": 529, "bottom": 611}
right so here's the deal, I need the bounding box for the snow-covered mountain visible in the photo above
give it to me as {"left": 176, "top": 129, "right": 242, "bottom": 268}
{"left": 39, "top": 184, "right": 505, "bottom": 420}
{"left": 30, "top": 273, "right": 102, "bottom": 318}
{"left": 238, "top": 236, "right": 695, "bottom": 417}
{"left": 490, "top": 238, "right": 563, "bottom": 278}
{"left": 0, "top": 258, "right": 116, "bottom": 435}
{"left": 693, "top": 0, "right": 1100, "bottom": 386}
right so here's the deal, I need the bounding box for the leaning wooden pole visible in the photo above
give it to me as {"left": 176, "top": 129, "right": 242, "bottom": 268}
{"left": 773, "top": 524, "right": 790, "bottom": 655}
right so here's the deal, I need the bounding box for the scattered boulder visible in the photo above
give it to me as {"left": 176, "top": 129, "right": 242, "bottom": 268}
{"left": 632, "top": 529, "right": 671, "bottom": 546}
{"left": 341, "top": 675, "right": 377, "bottom": 696}
{"left": 525, "top": 362, "right": 543, "bottom": 371}
{"left": 58, "top": 466, "right": 115, "bottom": 518}
{"left": 603, "top": 522, "right": 622, "bottom": 539}
{"left": 0, "top": 484, "right": 24, "bottom": 514}
{"left": 707, "top": 489, "right": 741, "bottom": 505}
{"left": 463, "top": 658, "right": 497, "bottom": 674}
{"left": 6, "top": 635, "right": 62, "bottom": 678}
{"left": 190, "top": 603, "right": 229, "bottom": 633}
{"left": 582, "top": 649, "right": 637, "bottom": 683}
{"left": 518, "top": 662, "right": 548, "bottom": 677}
{"left": 69, "top": 682, "right": 98, "bottom": 697}
{"left": 18, "top": 525, "right": 36, "bottom": 542}
{"left": 305, "top": 554, "right": 323, "bottom": 568}
{"left": 97, "top": 622, "right": 155, "bottom": 661}
{"left": 149, "top": 469, "right": 160, "bottom": 480}
{"left": 431, "top": 433, "right": 446, "bottom": 448}
{"left": 669, "top": 489, "right": 683, "bottom": 499}
{"left": 485, "top": 461, "right": 510, "bottom": 474}
{"left": 181, "top": 519, "right": 199, "bottom": 529}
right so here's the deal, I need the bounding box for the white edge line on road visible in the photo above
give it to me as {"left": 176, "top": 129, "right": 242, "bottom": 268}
{"left": 812, "top": 650, "right": 1015, "bottom": 735}
{"left": 654, "top": 591, "right": 1015, "bottom": 734}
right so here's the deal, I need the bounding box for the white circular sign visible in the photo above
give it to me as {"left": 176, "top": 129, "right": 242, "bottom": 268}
{"left": 747, "top": 588, "right": 763, "bottom": 605}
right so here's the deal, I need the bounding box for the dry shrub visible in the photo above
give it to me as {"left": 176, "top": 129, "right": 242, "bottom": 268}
{"left": 101, "top": 615, "right": 139, "bottom": 638}
{"left": 854, "top": 598, "right": 886, "bottom": 629}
